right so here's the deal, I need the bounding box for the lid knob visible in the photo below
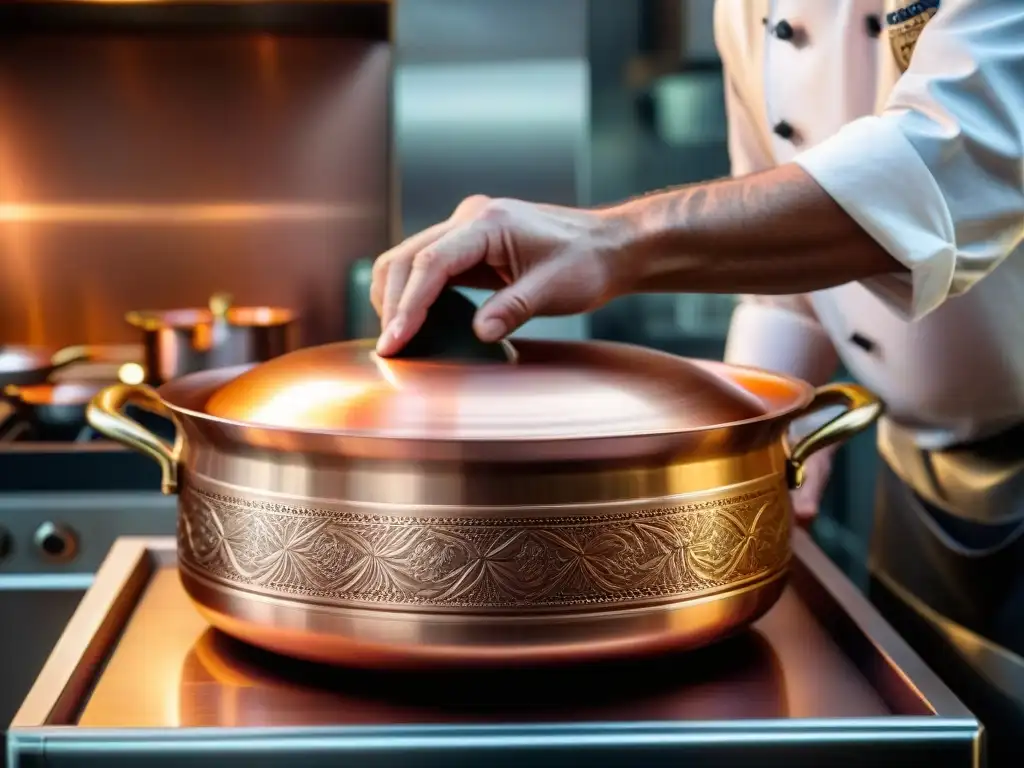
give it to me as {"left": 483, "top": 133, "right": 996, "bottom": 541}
{"left": 388, "top": 288, "right": 515, "bottom": 363}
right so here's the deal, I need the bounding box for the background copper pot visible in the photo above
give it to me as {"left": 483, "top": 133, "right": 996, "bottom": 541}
{"left": 126, "top": 292, "right": 296, "bottom": 386}
{"left": 86, "top": 338, "right": 882, "bottom": 668}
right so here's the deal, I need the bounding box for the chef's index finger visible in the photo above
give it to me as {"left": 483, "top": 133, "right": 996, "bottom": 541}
{"left": 377, "top": 223, "right": 491, "bottom": 356}
{"left": 370, "top": 220, "right": 453, "bottom": 315}
{"left": 380, "top": 259, "right": 412, "bottom": 331}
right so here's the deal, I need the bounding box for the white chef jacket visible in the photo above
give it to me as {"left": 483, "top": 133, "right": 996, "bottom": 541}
{"left": 717, "top": 0, "right": 1024, "bottom": 448}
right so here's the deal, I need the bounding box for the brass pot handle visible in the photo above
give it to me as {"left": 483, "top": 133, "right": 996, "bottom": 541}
{"left": 86, "top": 384, "right": 182, "bottom": 495}
{"left": 786, "top": 383, "right": 883, "bottom": 490}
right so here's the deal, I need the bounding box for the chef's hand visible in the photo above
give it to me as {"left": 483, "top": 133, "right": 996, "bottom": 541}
{"left": 371, "top": 195, "right": 629, "bottom": 356}
{"left": 791, "top": 445, "right": 838, "bottom": 523}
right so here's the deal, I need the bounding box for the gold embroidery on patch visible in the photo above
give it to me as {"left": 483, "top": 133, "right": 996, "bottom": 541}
{"left": 888, "top": 3, "right": 940, "bottom": 72}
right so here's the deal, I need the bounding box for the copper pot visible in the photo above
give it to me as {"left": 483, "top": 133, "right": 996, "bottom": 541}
{"left": 126, "top": 292, "right": 297, "bottom": 386}
{"left": 86, "top": 338, "right": 881, "bottom": 668}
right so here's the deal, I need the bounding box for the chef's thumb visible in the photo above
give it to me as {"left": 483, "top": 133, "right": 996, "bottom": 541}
{"left": 473, "top": 271, "right": 552, "bottom": 342}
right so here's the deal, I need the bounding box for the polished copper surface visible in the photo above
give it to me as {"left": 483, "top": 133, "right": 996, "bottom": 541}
{"left": 76, "top": 566, "right": 891, "bottom": 729}
{"left": 202, "top": 339, "right": 785, "bottom": 438}
{"left": 157, "top": 363, "right": 805, "bottom": 464}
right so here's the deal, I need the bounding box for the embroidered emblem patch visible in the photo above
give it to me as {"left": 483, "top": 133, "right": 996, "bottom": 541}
{"left": 887, "top": 0, "right": 941, "bottom": 72}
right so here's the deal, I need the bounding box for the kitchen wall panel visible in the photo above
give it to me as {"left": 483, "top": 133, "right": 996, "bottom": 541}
{"left": 0, "top": 34, "right": 390, "bottom": 347}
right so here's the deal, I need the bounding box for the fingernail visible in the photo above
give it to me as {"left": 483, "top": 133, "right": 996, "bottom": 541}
{"left": 477, "top": 318, "right": 506, "bottom": 342}
{"left": 376, "top": 317, "right": 404, "bottom": 354}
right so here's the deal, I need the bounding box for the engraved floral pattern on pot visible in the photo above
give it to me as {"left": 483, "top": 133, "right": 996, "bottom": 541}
{"left": 409, "top": 531, "right": 472, "bottom": 583}
{"left": 179, "top": 479, "right": 790, "bottom": 609}
{"left": 543, "top": 527, "right": 647, "bottom": 597}
{"left": 512, "top": 536, "right": 549, "bottom": 583}
{"left": 306, "top": 531, "right": 358, "bottom": 577}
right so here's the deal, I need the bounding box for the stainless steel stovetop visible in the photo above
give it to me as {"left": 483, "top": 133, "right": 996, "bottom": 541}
{"left": 8, "top": 533, "right": 981, "bottom": 768}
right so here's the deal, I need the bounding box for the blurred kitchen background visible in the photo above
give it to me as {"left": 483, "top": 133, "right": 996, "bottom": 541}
{"left": 0, "top": 0, "right": 875, "bottom": 575}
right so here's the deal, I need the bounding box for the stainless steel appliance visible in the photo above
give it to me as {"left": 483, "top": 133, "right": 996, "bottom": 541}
{"left": 8, "top": 531, "right": 981, "bottom": 766}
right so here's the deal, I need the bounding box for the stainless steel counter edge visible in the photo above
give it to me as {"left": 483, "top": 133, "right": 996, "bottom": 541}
{"left": 8, "top": 532, "right": 984, "bottom": 768}
{"left": 8, "top": 720, "right": 983, "bottom": 767}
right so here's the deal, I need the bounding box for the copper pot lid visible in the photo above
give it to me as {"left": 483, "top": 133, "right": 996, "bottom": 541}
{"left": 198, "top": 338, "right": 814, "bottom": 441}
{"left": 192, "top": 290, "right": 809, "bottom": 441}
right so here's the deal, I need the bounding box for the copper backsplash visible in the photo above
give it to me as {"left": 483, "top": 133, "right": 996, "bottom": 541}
{"left": 0, "top": 33, "right": 390, "bottom": 348}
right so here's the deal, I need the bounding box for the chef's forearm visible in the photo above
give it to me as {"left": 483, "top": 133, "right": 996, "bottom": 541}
{"left": 611, "top": 163, "right": 906, "bottom": 295}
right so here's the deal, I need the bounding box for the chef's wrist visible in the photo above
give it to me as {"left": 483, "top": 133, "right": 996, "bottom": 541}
{"left": 597, "top": 198, "right": 700, "bottom": 296}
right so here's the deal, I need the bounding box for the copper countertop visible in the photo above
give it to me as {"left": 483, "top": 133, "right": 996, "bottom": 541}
{"left": 78, "top": 568, "right": 890, "bottom": 729}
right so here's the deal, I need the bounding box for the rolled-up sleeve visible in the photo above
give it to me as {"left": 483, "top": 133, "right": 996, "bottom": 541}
{"left": 794, "top": 0, "right": 1024, "bottom": 320}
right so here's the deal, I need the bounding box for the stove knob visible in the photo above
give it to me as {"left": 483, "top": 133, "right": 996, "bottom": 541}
{"left": 34, "top": 522, "right": 79, "bottom": 563}
{"left": 0, "top": 526, "right": 11, "bottom": 561}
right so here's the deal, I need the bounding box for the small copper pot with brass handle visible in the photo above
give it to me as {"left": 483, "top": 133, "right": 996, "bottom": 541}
{"left": 86, "top": 332, "right": 882, "bottom": 669}
{"left": 126, "top": 292, "right": 297, "bottom": 386}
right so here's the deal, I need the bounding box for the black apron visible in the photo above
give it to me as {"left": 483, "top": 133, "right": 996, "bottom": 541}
{"left": 868, "top": 418, "right": 1024, "bottom": 767}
